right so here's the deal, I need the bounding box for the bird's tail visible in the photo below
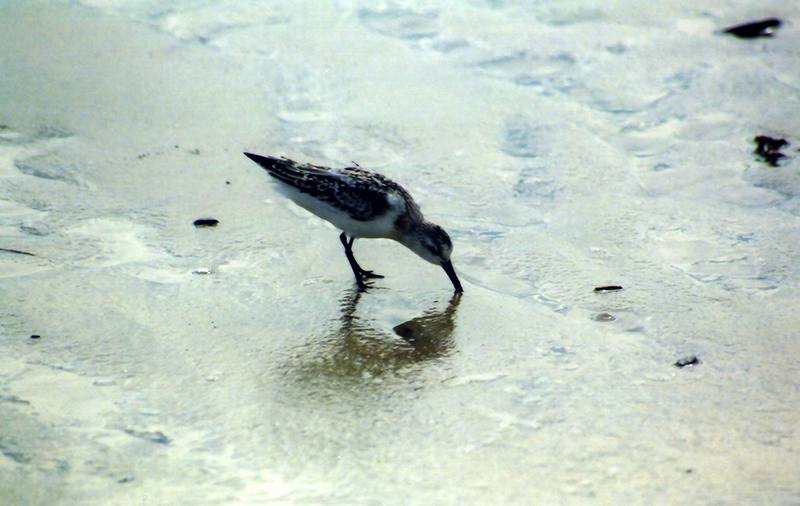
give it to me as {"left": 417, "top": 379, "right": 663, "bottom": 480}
{"left": 244, "top": 152, "right": 297, "bottom": 177}
{"left": 243, "top": 152, "right": 328, "bottom": 188}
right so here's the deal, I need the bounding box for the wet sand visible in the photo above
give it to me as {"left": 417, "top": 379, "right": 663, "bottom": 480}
{"left": 1, "top": 1, "right": 799, "bottom": 504}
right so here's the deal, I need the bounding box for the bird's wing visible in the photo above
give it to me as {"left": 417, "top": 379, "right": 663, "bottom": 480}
{"left": 244, "top": 153, "right": 393, "bottom": 221}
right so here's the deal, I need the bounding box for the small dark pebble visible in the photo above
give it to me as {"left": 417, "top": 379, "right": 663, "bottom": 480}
{"left": 685, "top": 468, "right": 694, "bottom": 474}
{"left": 594, "top": 285, "right": 623, "bottom": 292}
{"left": 193, "top": 218, "right": 219, "bottom": 227}
{"left": 754, "top": 135, "right": 789, "bottom": 167}
{"left": 225, "top": 180, "right": 231, "bottom": 185}
{"left": 674, "top": 355, "right": 701, "bottom": 368}
{"left": 0, "top": 247, "right": 35, "bottom": 256}
{"left": 118, "top": 476, "right": 135, "bottom": 484}
{"left": 30, "top": 334, "right": 41, "bottom": 339}
{"left": 723, "top": 18, "right": 782, "bottom": 39}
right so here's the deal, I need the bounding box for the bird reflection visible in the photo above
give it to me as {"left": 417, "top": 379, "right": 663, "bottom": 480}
{"left": 287, "top": 289, "right": 462, "bottom": 384}
{"left": 390, "top": 295, "right": 461, "bottom": 358}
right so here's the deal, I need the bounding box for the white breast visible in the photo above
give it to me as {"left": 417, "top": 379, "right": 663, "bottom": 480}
{"left": 274, "top": 183, "right": 404, "bottom": 239}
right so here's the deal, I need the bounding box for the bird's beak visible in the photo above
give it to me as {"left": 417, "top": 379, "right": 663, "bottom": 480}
{"left": 441, "top": 260, "right": 464, "bottom": 293}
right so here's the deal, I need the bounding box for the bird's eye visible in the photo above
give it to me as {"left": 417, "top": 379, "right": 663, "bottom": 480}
{"left": 424, "top": 241, "right": 441, "bottom": 256}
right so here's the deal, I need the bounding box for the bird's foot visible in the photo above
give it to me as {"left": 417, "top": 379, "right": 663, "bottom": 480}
{"left": 358, "top": 269, "right": 384, "bottom": 279}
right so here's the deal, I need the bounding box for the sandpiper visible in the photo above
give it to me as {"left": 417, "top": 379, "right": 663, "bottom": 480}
{"left": 243, "top": 153, "right": 463, "bottom": 293}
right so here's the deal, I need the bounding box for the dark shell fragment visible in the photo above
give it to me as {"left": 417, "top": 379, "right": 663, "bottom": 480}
{"left": 674, "top": 356, "right": 701, "bottom": 368}
{"left": 723, "top": 18, "right": 781, "bottom": 39}
{"left": 193, "top": 218, "right": 219, "bottom": 227}
{"left": 593, "top": 285, "right": 623, "bottom": 292}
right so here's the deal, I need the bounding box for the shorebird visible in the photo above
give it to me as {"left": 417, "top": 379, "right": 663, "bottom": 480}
{"left": 243, "top": 153, "right": 463, "bottom": 293}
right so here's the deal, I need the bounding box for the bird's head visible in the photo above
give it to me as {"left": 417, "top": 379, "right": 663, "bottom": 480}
{"left": 405, "top": 222, "right": 453, "bottom": 264}
{"left": 403, "top": 222, "right": 463, "bottom": 293}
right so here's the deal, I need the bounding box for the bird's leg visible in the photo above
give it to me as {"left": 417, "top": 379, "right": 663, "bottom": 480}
{"left": 346, "top": 237, "right": 384, "bottom": 279}
{"left": 339, "top": 233, "right": 383, "bottom": 289}
{"left": 339, "top": 233, "right": 367, "bottom": 288}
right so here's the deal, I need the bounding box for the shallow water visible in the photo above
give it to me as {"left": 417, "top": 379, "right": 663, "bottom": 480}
{"left": 1, "top": 1, "right": 799, "bottom": 504}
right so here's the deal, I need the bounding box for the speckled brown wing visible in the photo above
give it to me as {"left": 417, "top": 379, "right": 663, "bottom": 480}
{"left": 245, "top": 153, "right": 399, "bottom": 222}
